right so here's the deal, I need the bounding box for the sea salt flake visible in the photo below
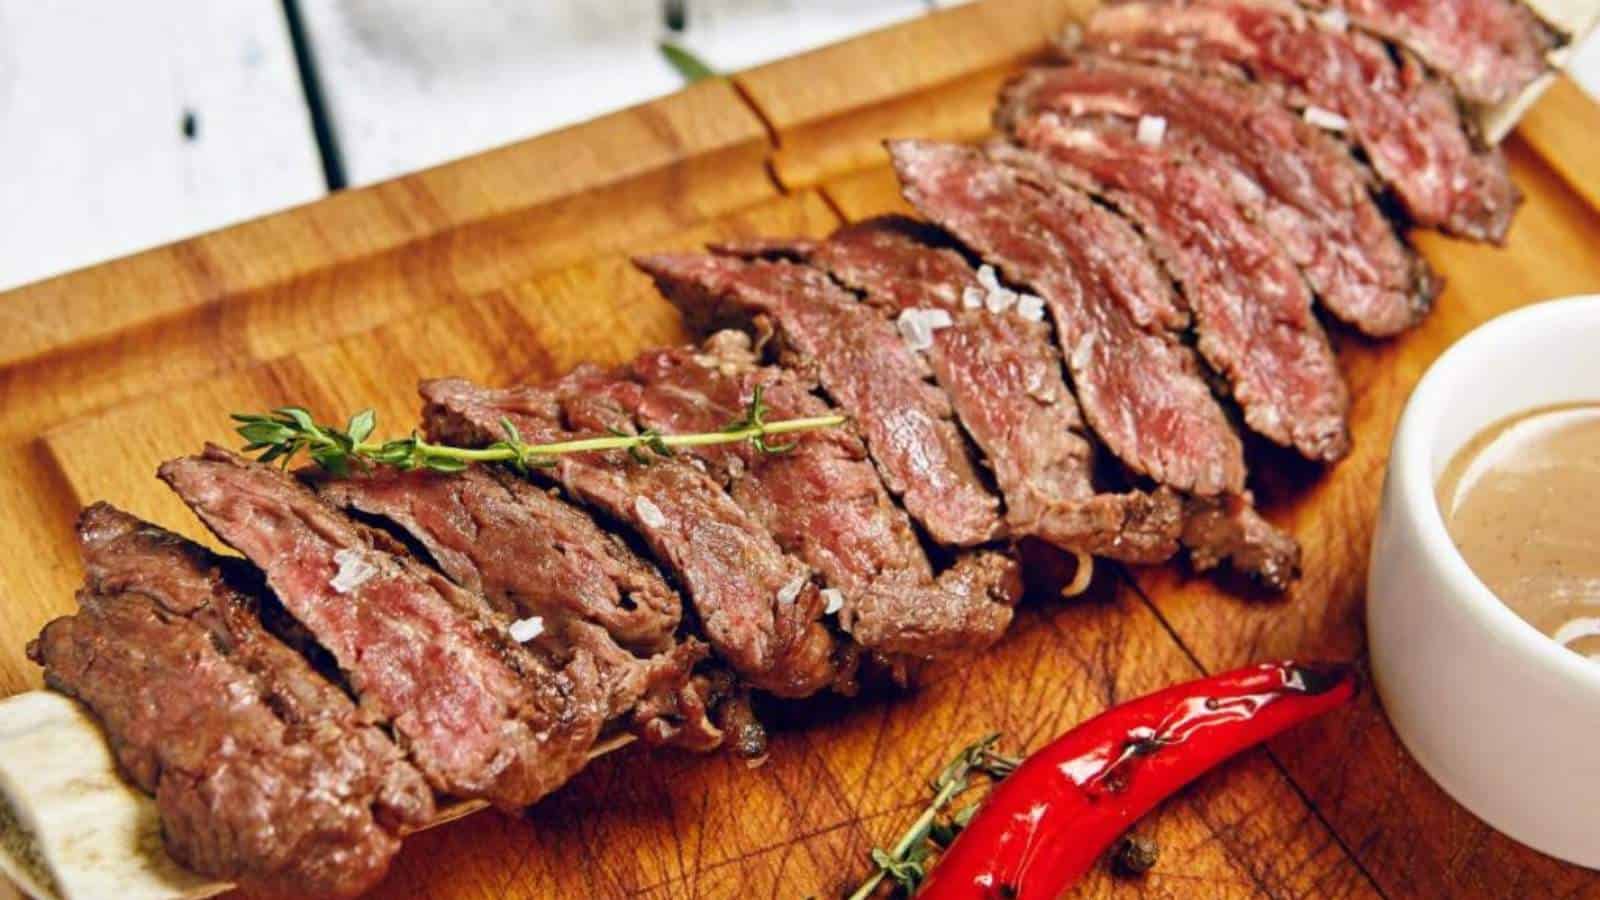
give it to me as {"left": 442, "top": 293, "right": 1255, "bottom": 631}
{"left": 635, "top": 496, "right": 667, "bottom": 529}
{"left": 1071, "top": 333, "right": 1096, "bottom": 370}
{"left": 1316, "top": 8, "right": 1348, "bottom": 30}
{"left": 1017, "top": 294, "right": 1046, "bottom": 322}
{"left": 821, "top": 588, "right": 845, "bottom": 615}
{"left": 1303, "top": 106, "right": 1350, "bottom": 132}
{"left": 509, "top": 616, "right": 545, "bottom": 643}
{"left": 1136, "top": 115, "right": 1167, "bottom": 147}
{"left": 897, "top": 308, "right": 934, "bottom": 352}
{"left": 976, "top": 264, "right": 1001, "bottom": 292}
{"left": 329, "top": 549, "right": 378, "bottom": 594}
{"left": 961, "top": 285, "right": 985, "bottom": 309}
{"left": 985, "top": 287, "right": 1017, "bottom": 314}
{"left": 776, "top": 574, "right": 807, "bottom": 605}
{"left": 921, "top": 308, "right": 954, "bottom": 331}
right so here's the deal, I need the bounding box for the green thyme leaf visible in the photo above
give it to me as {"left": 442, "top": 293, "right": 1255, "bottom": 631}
{"left": 659, "top": 41, "right": 717, "bottom": 82}
{"left": 346, "top": 408, "right": 376, "bottom": 445}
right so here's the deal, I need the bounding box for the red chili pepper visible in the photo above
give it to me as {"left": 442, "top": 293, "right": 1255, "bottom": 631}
{"left": 916, "top": 660, "right": 1357, "bottom": 900}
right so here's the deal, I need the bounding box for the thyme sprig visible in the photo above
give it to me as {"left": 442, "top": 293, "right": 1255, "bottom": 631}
{"left": 847, "top": 734, "right": 1019, "bottom": 899}
{"left": 232, "top": 386, "right": 844, "bottom": 477}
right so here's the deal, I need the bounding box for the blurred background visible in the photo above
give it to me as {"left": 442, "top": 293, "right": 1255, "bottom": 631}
{"left": 0, "top": 0, "right": 1594, "bottom": 293}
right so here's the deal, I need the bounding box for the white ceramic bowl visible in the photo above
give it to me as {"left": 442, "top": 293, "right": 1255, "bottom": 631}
{"left": 1369, "top": 295, "right": 1600, "bottom": 868}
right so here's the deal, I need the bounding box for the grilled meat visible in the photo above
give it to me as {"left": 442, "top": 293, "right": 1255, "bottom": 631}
{"left": 1009, "top": 115, "right": 1352, "bottom": 462}
{"left": 889, "top": 139, "right": 1245, "bottom": 497}
{"left": 29, "top": 504, "right": 434, "bottom": 898}
{"left": 635, "top": 252, "right": 1006, "bottom": 548}
{"left": 420, "top": 375, "right": 841, "bottom": 698}
{"left": 312, "top": 466, "right": 720, "bottom": 750}
{"left": 1300, "top": 0, "right": 1562, "bottom": 106}
{"left": 739, "top": 218, "right": 1186, "bottom": 562}
{"left": 628, "top": 330, "right": 1019, "bottom": 655}
{"left": 1083, "top": 0, "right": 1521, "bottom": 242}
{"left": 315, "top": 465, "right": 679, "bottom": 653}
{"left": 999, "top": 59, "right": 1438, "bottom": 337}
{"left": 160, "top": 446, "right": 606, "bottom": 810}
{"left": 890, "top": 139, "right": 1300, "bottom": 586}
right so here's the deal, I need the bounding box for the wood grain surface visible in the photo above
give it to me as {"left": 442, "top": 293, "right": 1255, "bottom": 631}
{"left": 1, "top": 1, "right": 1597, "bottom": 896}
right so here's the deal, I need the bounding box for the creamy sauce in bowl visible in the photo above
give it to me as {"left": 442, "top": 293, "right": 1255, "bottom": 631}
{"left": 1438, "top": 403, "right": 1600, "bottom": 660}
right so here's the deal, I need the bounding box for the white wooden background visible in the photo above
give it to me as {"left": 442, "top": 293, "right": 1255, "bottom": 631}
{"left": 0, "top": 0, "right": 1595, "bottom": 293}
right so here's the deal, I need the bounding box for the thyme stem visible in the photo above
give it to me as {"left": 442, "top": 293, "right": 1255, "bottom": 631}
{"left": 846, "top": 734, "right": 1019, "bottom": 899}
{"left": 232, "top": 388, "right": 845, "bottom": 476}
{"left": 403, "top": 414, "right": 844, "bottom": 461}
{"left": 847, "top": 779, "right": 966, "bottom": 900}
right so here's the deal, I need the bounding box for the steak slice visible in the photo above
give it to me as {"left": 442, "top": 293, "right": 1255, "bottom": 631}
{"left": 751, "top": 217, "right": 1185, "bottom": 562}
{"left": 888, "top": 139, "right": 1245, "bottom": 498}
{"left": 420, "top": 375, "right": 840, "bottom": 698}
{"left": 999, "top": 59, "right": 1437, "bottom": 337}
{"left": 633, "top": 252, "right": 1006, "bottom": 548}
{"left": 889, "top": 139, "right": 1299, "bottom": 588}
{"left": 314, "top": 466, "right": 679, "bottom": 654}
{"left": 627, "top": 330, "right": 1019, "bottom": 655}
{"left": 1010, "top": 115, "right": 1352, "bottom": 463}
{"left": 1301, "top": 0, "right": 1562, "bottom": 106}
{"left": 312, "top": 466, "right": 720, "bottom": 750}
{"left": 1084, "top": 0, "right": 1520, "bottom": 242}
{"left": 28, "top": 504, "right": 434, "bottom": 898}
{"left": 160, "top": 446, "right": 605, "bottom": 810}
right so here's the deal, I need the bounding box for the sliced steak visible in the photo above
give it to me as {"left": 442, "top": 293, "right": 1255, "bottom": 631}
{"left": 1011, "top": 114, "right": 1352, "bottom": 462}
{"left": 1084, "top": 0, "right": 1520, "bottom": 242}
{"left": 633, "top": 252, "right": 1005, "bottom": 548}
{"left": 761, "top": 217, "right": 1184, "bottom": 562}
{"left": 420, "top": 375, "right": 840, "bottom": 698}
{"left": 888, "top": 138, "right": 1245, "bottom": 497}
{"left": 28, "top": 504, "right": 434, "bottom": 898}
{"left": 998, "top": 59, "right": 1437, "bottom": 337}
{"left": 889, "top": 139, "right": 1299, "bottom": 587}
{"left": 1302, "top": 0, "right": 1562, "bottom": 106}
{"left": 159, "top": 446, "right": 605, "bottom": 810}
{"left": 312, "top": 466, "right": 720, "bottom": 750}
{"left": 626, "top": 330, "right": 1019, "bottom": 655}
{"left": 314, "top": 466, "right": 678, "bottom": 654}
{"left": 1181, "top": 493, "right": 1301, "bottom": 590}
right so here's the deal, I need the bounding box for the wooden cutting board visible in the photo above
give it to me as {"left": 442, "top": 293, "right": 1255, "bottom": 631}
{"left": 2, "top": 1, "right": 1598, "bottom": 896}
